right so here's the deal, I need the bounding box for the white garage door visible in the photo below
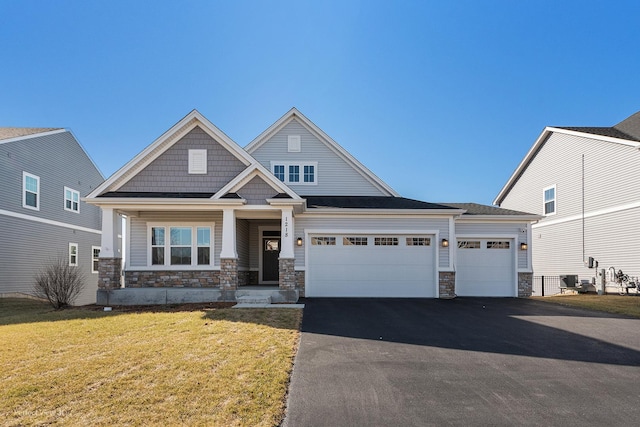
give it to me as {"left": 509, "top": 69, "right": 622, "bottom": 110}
{"left": 307, "top": 234, "right": 436, "bottom": 297}
{"left": 456, "top": 239, "right": 516, "bottom": 297}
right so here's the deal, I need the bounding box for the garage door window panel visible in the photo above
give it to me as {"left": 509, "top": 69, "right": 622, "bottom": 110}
{"left": 374, "top": 237, "right": 398, "bottom": 246}
{"left": 312, "top": 236, "right": 336, "bottom": 246}
{"left": 344, "top": 237, "right": 368, "bottom": 246}
{"left": 407, "top": 237, "right": 430, "bottom": 246}
{"left": 487, "top": 241, "right": 510, "bottom": 249}
{"left": 458, "top": 241, "right": 480, "bottom": 249}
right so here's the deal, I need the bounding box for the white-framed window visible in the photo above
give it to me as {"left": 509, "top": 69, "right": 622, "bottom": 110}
{"left": 311, "top": 236, "right": 336, "bottom": 246}
{"left": 374, "top": 237, "right": 398, "bottom": 246}
{"left": 23, "top": 172, "right": 40, "bottom": 210}
{"left": 91, "top": 246, "right": 101, "bottom": 273}
{"left": 64, "top": 187, "right": 80, "bottom": 213}
{"left": 271, "top": 162, "right": 318, "bottom": 185}
{"left": 148, "top": 224, "right": 214, "bottom": 267}
{"left": 69, "top": 243, "right": 78, "bottom": 266}
{"left": 543, "top": 185, "right": 556, "bottom": 216}
{"left": 188, "top": 149, "right": 207, "bottom": 174}
{"left": 344, "top": 237, "right": 368, "bottom": 246}
{"left": 288, "top": 135, "right": 301, "bottom": 152}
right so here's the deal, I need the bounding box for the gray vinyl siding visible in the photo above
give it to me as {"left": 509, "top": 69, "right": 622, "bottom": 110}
{"left": 500, "top": 131, "right": 640, "bottom": 278}
{"left": 0, "top": 214, "right": 100, "bottom": 305}
{"left": 249, "top": 119, "right": 389, "bottom": 196}
{"left": 128, "top": 211, "right": 223, "bottom": 267}
{"left": 237, "top": 176, "right": 279, "bottom": 205}
{"left": 455, "top": 222, "right": 529, "bottom": 269}
{"left": 119, "top": 126, "right": 247, "bottom": 193}
{"left": 295, "top": 215, "right": 450, "bottom": 268}
{"left": 236, "top": 219, "right": 250, "bottom": 269}
{"left": 0, "top": 131, "right": 103, "bottom": 229}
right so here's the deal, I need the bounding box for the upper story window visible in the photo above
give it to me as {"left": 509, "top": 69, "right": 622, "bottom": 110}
{"left": 271, "top": 162, "right": 317, "bottom": 185}
{"left": 23, "top": 172, "right": 40, "bottom": 210}
{"left": 64, "top": 187, "right": 80, "bottom": 213}
{"left": 188, "top": 149, "right": 207, "bottom": 174}
{"left": 543, "top": 185, "right": 556, "bottom": 216}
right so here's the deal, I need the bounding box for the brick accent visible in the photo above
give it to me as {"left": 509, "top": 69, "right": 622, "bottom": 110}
{"left": 98, "top": 258, "right": 122, "bottom": 290}
{"left": 279, "top": 258, "right": 295, "bottom": 290}
{"left": 125, "top": 270, "right": 219, "bottom": 288}
{"left": 295, "top": 270, "right": 305, "bottom": 297}
{"left": 518, "top": 272, "right": 533, "bottom": 297}
{"left": 439, "top": 271, "right": 456, "bottom": 299}
{"left": 220, "top": 258, "right": 238, "bottom": 290}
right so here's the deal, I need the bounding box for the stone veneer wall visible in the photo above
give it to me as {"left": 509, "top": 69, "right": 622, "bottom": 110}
{"left": 518, "top": 272, "right": 533, "bottom": 297}
{"left": 220, "top": 258, "right": 238, "bottom": 290}
{"left": 279, "top": 258, "right": 295, "bottom": 290}
{"left": 439, "top": 271, "right": 456, "bottom": 299}
{"left": 98, "top": 258, "right": 122, "bottom": 290}
{"left": 125, "top": 271, "right": 219, "bottom": 288}
{"left": 295, "top": 271, "right": 305, "bottom": 297}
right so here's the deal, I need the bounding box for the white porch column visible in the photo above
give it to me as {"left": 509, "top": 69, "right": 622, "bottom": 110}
{"left": 280, "top": 208, "right": 295, "bottom": 259}
{"left": 100, "top": 207, "right": 121, "bottom": 258}
{"left": 220, "top": 208, "right": 237, "bottom": 259}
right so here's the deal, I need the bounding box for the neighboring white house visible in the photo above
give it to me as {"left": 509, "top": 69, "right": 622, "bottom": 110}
{"left": 0, "top": 128, "right": 104, "bottom": 305}
{"left": 494, "top": 111, "right": 640, "bottom": 292}
{"left": 85, "top": 108, "right": 539, "bottom": 303}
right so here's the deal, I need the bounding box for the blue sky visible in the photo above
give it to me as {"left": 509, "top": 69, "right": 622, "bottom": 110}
{"left": 2, "top": 1, "right": 640, "bottom": 205}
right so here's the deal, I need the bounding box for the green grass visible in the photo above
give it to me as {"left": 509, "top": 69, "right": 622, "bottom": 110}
{"left": 0, "top": 298, "right": 301, "bottom": 426}
{"left": 532, "top": 294, "right": 640, "bottom": 318}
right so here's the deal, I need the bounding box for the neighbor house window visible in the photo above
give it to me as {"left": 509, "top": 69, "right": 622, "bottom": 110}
{"left": 543, "top": 185, "right": 556, "bottom": 215}
{"left": 92, "top": 246, "right": 100, "bottom": 273}
{"left": 271, "top": 162, "right": 318, "bottom": 185}
{"left": 188, "top": 149, "right": 207, "bottom": 174}
{"left": 69, "top": 243, "right": 78, "bottom": 266}
{"left": 149, "top": 224, "right": 214, "bottom": 266}
{"left": 289, "top": 165, "right": 300, "bottom": 183}
{"left": 23, "top": 172, "right": 40, "bottom": 210}
{"left": 64, "top": 187, "right": 80, "bottom": 213}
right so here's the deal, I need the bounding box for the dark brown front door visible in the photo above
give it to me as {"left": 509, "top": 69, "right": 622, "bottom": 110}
{"left": 262, "top": 238, "right": 280, "bottom": 282}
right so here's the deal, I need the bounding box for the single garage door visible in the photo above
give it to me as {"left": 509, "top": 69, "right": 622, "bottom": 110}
{"left": 307, "top": 234, "right": 436, "bottom": 297}
{"left": 456, "top": 239, "right": 516, "bottom": 297}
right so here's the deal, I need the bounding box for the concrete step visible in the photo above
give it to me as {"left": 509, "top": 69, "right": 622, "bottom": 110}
{"left": 236, "top": 295, "right": 272, "bottom": 305}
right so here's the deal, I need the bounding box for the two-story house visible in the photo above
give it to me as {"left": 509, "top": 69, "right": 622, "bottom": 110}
{"left": 494, "top": 111, "right": 640, "bottom": 292}
{"left": 0, "top": 128, "right": 104, "bottom": 305}
{"left": 86, "top": 109, "right": 539, "bottom": 304}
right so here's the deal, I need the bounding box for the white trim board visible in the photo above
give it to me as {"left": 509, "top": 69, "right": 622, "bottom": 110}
{"left": 0, "top": 208, "right": 102, "bottom": 234}
{"left": 532, "top": 200, "right": 640, "bottom": 229}
{"left": 0, "top": 128, "right": 67, "bottom": 145}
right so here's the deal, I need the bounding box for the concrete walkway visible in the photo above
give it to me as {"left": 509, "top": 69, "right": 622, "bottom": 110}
{"left": 283, "top": 298, "right": 640, "bottom": 426}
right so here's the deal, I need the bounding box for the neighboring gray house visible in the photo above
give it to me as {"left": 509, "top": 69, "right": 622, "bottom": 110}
{"left": 85, "top": 109, "right": 538, "bottom": 304}
{"left": 0, "top": 128, "right": 104, "bottom": 305}
{"left": 494, "top": 111, "right": 640, "bottom": 292}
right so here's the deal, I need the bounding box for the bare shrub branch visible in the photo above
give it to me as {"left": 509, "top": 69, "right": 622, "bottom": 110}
{"left": 33, "top": 255, "right": 86, "bottom": 309}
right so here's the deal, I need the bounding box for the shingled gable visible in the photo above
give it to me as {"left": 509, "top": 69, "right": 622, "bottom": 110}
{"left": 212, "top": 163, "right": 302, "bottom": 201}
{"left": 494, "top": 112, "right": 640, "bottom": 206}
{"left": 86, "top": 110, "right": 255, "bottom": 199}
{"left": 244, "top": 107, "right": 399, "bottom": 197}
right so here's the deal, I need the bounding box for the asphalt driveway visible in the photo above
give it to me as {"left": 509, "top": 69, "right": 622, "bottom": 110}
{"left": 283, "top": 298, "right": 640, "bottom": 426}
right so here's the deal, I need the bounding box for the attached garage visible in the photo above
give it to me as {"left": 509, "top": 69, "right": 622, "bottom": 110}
{"left": 306, "top": 233, "right": 437, "bottom": 297}
{"left": 456, "top": 239, "right": 516, "bottom": 297}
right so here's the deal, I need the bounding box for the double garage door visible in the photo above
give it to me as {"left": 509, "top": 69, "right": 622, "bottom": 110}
{"left": 307, "top": 233, "right": 436, "bottom": 297}
{"left": 456, "top": 239, "right": 516, "bottom": 297}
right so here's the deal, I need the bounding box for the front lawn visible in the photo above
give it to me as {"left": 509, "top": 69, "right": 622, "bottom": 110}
{"left": 0, "top": 298, "right": 301, "bottom": 426}
{"left": 533, "top": 294, "right": 640, "bottom": 318}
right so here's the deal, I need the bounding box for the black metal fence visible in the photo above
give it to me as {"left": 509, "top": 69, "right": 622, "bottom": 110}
{"left": 532, "top": 276, "right": 563, "bottom": 296}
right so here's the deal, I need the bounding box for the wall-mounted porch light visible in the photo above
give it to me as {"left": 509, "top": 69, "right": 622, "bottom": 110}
{"left": 520, "top": 242, "right": 528, "bottom": 250}
{"left": 441, "top": 238, "right": 449, "bottom": 247}
{"left": 297, "top": 237, "right": 303, "bottom": 246}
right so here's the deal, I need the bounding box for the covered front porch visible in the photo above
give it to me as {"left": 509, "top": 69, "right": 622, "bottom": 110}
{"left": 96, "top": 201, "right": 304, "bottom": 304}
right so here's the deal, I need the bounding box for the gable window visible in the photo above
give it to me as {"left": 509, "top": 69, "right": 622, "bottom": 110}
{"left": 289, "top": 165, "right": 300, "bottom": 183}
{"left": 149, "top": 224, "right": 214, "bottom": 267}
{"left": 543, "top": 185, "right": 556, "bottom": 215}
{"left": 271, "top": 162, "right": 318, "bottom": 185}
{"left": 288, "top": 135, "right": 301, "bottom": 152}
{"left": 188, "top": 149, "right": 207, "bottom": 174}
{"left": 23, "top": 172, "right": 40, "bottom": 210}
{"left": 92, "top": 246, "right": 101, "bottom": 273}
{"left": 64, "top": 187, "right": 80, "bottom": 213}
{"left": 69, "top": 243, "right": 78, "bottom": 266}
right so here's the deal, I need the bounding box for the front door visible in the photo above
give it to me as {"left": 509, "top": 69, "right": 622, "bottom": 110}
{"left": 262, "top": 238, "right": 280, "bottom": 282}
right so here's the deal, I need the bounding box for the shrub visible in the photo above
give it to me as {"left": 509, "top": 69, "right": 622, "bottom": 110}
{"left": 33, "top": 255, "right": 85, "bottom": 309}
